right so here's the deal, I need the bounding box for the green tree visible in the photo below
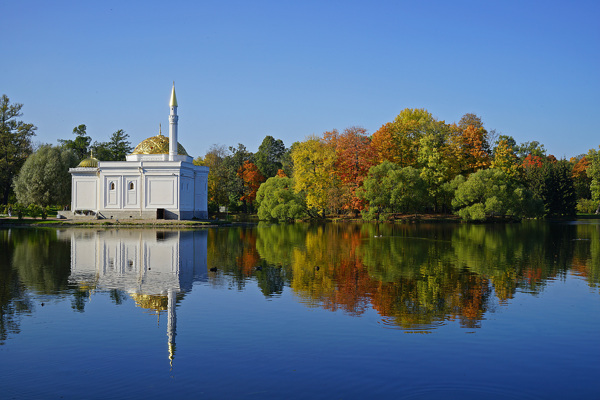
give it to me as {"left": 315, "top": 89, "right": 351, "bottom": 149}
{"left": 358, "top": 161, "right": 400, "bottom": 219}
{"left": 359, "top": 162, "right": 430, "bottom": 219}
{"left": 196, "top": 144, "right": 229, "bottom": 210}
{"left": 540, "top": 160, "right": 576, "bottom": 217}
{"left": 452, "top": 168, "right": 540, "bottom": 221}
{"left": 280, "top": 142, "right": 298, "bottom": 178}
{"left": 58, "top": 124, "right": 91, "bottom": 161}
{"left": 92, "top": 129, "right": 132, "bottom": 161}
{"left": 255, "top": 176, "right": 306, "bottom": 222}
{"left": 418, "top": 132, "right": 454, "bottom": 212}
{"left": 255, "top": 135, "right": 286, "bottom": 179}
{"left": 587, "top": 146, "right": 600, "bottom": 214}
{"left": 516, "top": 141, "right": 546, "bottom": 159}
{"left": 389, "top": 166, "right": 430, "bottom": 215}
{"left": 13, "top": 145, "right": 79, "bottom": 207}
{"left": 0, "top": 95, "right": 37, "bottom": 204}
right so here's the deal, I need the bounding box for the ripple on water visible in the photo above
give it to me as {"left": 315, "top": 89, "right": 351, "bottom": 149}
{"left": 398, "top": 383, "right": 542, "bottom": 400}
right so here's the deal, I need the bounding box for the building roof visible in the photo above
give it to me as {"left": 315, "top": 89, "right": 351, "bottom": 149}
{"left": 77, "top": 154, "right": 99, "bottom": 168}
{"left": 130, "top": 134, "right": 189, "bottom": 156}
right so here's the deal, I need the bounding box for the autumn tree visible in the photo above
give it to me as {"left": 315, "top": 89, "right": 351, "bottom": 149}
{"left": 371, "top": 108, "right": 442, "bottom": 167}
{"left": 571, "top": 155, "right": 591, "bottom": 200}
{"left": 291, "top": 135, "right": 337, "bottom": 217}
{"left": 329, "top": 126, "right": 378, "bottom": 212}
{"left": 237, "top": 160, "right": 265, "bottom": 209}
{"left": 0, "top": 95, "right": 36, "bottom": 204}
{"left": 221, "top": 144, "right": 253, "bottom": 211}
{"left": 491, "top": 137, "right": 522, "bottom": 179}
{"left": 458, "top": 113, "right": 484, "bottom": 130}
{"left": 448, "top": 123, "right": 491, "bottom": 175}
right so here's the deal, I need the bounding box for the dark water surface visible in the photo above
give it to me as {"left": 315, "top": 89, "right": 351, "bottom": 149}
{"left": 1, "top": 221, "right": 599, "bottom": 399}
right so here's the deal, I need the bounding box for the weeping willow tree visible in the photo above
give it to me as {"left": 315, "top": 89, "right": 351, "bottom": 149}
{"left": 13, "top": 144, "right": 78, "bottom": 207}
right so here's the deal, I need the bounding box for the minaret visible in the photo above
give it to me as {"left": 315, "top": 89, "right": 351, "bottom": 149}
{"left": 168, "top": 82, "right": 178, "bottom": 161}
{"left": 167, "top": 289, "right": 177, "bottom": 369}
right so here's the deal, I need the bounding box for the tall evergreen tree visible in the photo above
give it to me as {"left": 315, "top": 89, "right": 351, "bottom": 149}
{"left": 533, "top": 159, "right": 577, "bottom": 217}
{"left": 58, "top": 124, "right": 91, "bottom": 161}
{"left": 255, "top": 135, "right": 286, "bottom": 179}
{"left": 0, "top": 95, "right": 36, "bottom": 204}
{"left": 91, "top": 129, "right": 132, "bottom": 161}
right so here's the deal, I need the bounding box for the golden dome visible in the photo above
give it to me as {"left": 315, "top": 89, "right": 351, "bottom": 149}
{"left": 77, "top": 154, "right": 99, "bottom": 168}
{"left": 130, "top": 293, "right": 169, "bottom": 311}
{"left": 131, "top": 134, "right": 189, "bottom": 156}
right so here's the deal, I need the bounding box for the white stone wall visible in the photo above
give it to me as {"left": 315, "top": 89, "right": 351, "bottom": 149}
{"left": 70, "top": 160, "right": 209, "bottom": 219}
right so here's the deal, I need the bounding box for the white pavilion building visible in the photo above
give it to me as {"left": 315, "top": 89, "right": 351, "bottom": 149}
{"left": 68, "top": 84, "right": 209, "bottom": 220}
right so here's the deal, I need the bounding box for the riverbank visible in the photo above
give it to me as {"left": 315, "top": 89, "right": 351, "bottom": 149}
{"left": 0, "top": 216, "right": 235, "bottom": 228}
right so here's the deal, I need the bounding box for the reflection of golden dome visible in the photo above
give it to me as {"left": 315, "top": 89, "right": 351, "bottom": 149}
{"left": 130, "top": 293, "right": 169, "bottom": 311}
{"left": 131, "top": 134, "right": 189, "bottom": 156}
{"left": 77, "top": 155, "right": 99, "bottom": 168}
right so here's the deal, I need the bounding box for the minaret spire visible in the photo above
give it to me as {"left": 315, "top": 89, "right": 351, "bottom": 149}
{"left": 169, "top": 82, "right": 178, "bottom": 107}
{"left": 168, "top": 82, "right": 178, "bottom": 160}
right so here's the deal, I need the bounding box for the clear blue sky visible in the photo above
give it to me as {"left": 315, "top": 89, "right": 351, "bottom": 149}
{"left": 2, "top": 0, "right": 598, "bottom": 159}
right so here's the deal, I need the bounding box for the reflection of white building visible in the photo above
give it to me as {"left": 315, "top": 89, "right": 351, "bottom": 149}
{"left": 66, "top": 229, "right": 208, "bottom": 366}
{"left": 68, "top": 84, "right": 209, "bottom": 220}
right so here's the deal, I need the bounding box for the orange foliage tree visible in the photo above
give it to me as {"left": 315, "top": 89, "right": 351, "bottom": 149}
{"left": 329, "top": 126, "right": 378, "bottom": 212}
{"left": 237, "top": 160, "right": 265, "bottom": 206}
{"left": 448, "top": 124, "right": 491, "bottom": 175}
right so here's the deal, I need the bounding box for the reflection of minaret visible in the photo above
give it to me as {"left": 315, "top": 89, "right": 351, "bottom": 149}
{"left": 167, "top": 289, "right": 177, "bottom": 369}
{"left": 67, "top": 229, "right": 208, "bottom": 368}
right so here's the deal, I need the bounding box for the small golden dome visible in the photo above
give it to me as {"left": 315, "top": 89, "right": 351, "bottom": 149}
{"left": 78, "top": 155, "right": 99, "bottom": 168}
{"left": 131, "top": 134, "right": 189, "bottom": 156}
{"left": 130, "top": 293, "right": 169, "bottom": 311}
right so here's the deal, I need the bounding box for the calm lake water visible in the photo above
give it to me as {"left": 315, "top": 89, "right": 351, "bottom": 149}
{"left": 1, "top": 221, "right": 599, "bottom": 399}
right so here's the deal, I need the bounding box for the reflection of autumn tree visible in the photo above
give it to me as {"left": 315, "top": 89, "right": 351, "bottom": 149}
{"left": 206, "top": 228, "right": 254, "bottom": 290}
{"left": 236, "top": 229, "right": 261, "bottom": 276}
{"left": 207, "top": 226, "right": 293, "bottom": 296}
{"left": 371, "top": 271, "right": 492, "bottom": 330}
{"left": 293, "top": 256, "right": 375, "bottom": 316}
{"left": 233, "top": 221, "right": 598, "bottom": 330}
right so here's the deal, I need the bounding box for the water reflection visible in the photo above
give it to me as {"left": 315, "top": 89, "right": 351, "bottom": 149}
{"left": 1, "top": 221, "right": 599, "bottom": 348}
{"left": 0, "top": 228, "right": 208, "bottom": 368}
{"left": 208, "top": 221, "right": 600, "bottom": 331}
{"left": 65, "top": 229, "right": 208, "bottom": 365}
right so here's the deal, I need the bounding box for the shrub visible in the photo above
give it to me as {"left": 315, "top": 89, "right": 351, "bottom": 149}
{"left": 577, "top": 198, "right": 598, "bottom": 214}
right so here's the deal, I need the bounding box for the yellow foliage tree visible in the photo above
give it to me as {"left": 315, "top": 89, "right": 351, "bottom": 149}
{"left": 291, "top": 135, "right": 338, "bottom": 217}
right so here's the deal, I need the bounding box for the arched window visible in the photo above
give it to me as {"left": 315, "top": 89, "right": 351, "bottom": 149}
{"left": 110, "top": 182, "right": 115, "bottom": 190}
{"left": 129, "top": 182, "right": 134, "bottom": 190}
